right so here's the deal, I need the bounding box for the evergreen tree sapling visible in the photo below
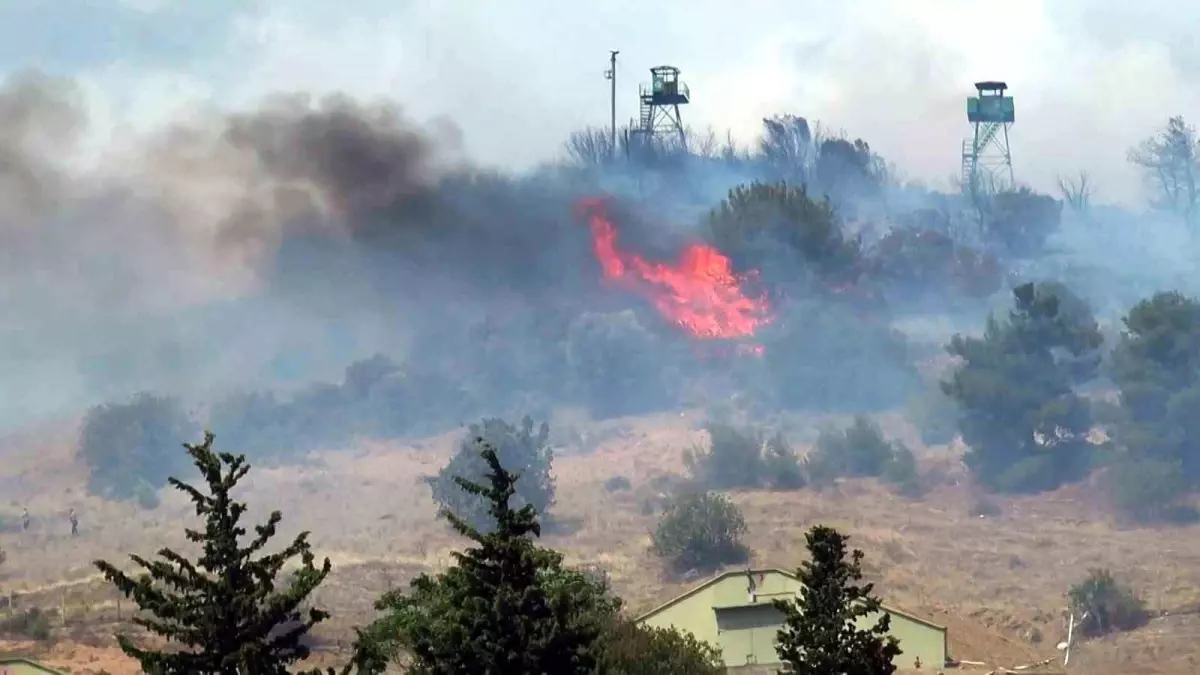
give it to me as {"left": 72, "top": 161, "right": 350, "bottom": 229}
{"left": 773, "top": 525, "right": 901, "bottom": 675}
{"left": 366, "top": 439, "right": 602, "bottom": 674}
{"left": 93, "top": 432, "right": 334, "bottom": 675}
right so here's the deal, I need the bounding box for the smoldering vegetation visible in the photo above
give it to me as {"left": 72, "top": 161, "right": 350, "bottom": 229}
{"left": 7, "top": 68, "right": 1200, "bottom": 518}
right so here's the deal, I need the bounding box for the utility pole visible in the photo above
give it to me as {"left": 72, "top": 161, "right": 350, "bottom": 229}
{"left": 604, "top": 50, "right": 619, "bottom": 158}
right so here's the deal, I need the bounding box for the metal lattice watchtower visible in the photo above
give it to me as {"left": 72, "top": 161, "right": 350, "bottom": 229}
{"left": 961, "top": 80, "right": 1015, "bottom": 198}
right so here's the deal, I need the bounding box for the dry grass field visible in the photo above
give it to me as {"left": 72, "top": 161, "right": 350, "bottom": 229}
{"left": 2, "top": 408, "right": 1200, "bottom": 674}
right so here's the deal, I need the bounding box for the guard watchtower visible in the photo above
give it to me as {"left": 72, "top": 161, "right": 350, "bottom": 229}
{"left": 961, "top": 81, "right": 1015, "bottom": 198}
{"left": 629, "top": 65, "right": 689, "bottom": 148}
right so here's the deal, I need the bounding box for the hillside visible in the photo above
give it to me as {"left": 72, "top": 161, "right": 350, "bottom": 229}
{"left": 1, "top": 411, "right": 1199, "bottom": 674}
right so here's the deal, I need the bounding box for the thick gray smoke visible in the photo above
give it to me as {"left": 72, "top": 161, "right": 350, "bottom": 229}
{"left": 0, "top": 72, "right": 521, "bottom": 427}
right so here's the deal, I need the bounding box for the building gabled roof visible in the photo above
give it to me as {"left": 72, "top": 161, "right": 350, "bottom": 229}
{"left": 634, "top": 567, "right": 947, "bottom": 632}
{"left": 0, "top": 656, "right": 69, "bottom": 674}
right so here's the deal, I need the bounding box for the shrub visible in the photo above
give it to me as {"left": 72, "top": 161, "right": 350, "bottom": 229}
{"left": 604, "top": 475, "right": 632, "bottom": 492}
{"left": 865, "top": 227, "right": 1002, "bottom": 304}
{"left": 594, "top": 620, "right": 725, "bottom": 674}
{"left": 0, "top": 606, "right": 51, "bottom": 640}
{"left": 684, "top": 423, "right": 805, "bottom": 491}
{"left": 133, "top": 478, "right": 160, "bottom": 510}
{"left": 942, "top": 282, "right": 1103, "bottom": 493}
{"left": 882, "top": 444, "right": 923, "bottom": 498}
{"left": 1101, "top": 458, "right": 1196, "bottom": 524}
{"left": 651, "top": 492, "right": 749, "bottom": 574}
{"left": 684, "top": 423, "right": 764, "bottom": 490}
{"left": 1068, "top": 569, "right": 1148, "bottom": 638}
{"left": 982, "top": 186, "right": 1062, "bottom": 257}
{"left": 79, "top": 392, "right": 197, "bottom": 500}
{"left": 810, "top": 416, "right": 896, "bottom": 481}
{"left": 426, "top": 416, "right": 556, "bottom": 532}
{"left": 762, "top": 432, "right": 807, "bottom": 490}
{"left": 705, "top": 181, "right": 862, "bottom": 291}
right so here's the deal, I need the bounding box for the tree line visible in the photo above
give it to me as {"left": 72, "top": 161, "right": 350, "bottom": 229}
{"left": 89, "top": 430, "right": 904, "bottom": 675}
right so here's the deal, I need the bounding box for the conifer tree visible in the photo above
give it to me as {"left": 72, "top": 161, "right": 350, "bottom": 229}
{"left": 773, "top": 525, "right": 901, "bottom": 675}
{"left": 363, "top": 438, "right": 602, "bottom": 674}
{"left": 94, "top": 432, "right": 335, "bottom": 675}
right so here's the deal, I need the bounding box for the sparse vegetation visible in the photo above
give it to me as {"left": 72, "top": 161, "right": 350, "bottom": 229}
{"left": 1068, "top": 568, "right": 1149, "bottom": 638}
{"left": 651, "top": 491, "right": 749, "bottom": 574}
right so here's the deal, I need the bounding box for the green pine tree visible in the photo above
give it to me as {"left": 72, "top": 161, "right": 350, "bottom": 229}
{"left": 93, "top": 432, "right": 335, "bottom": 675}
{"left": 362, "top": 438, "right": 603, "bottom": 674}
{"left": 773, "top": 525, "right": 901, "bottom": 675}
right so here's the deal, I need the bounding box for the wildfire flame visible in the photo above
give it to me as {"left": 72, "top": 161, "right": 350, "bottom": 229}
{"left": 576, "top": 197, "right": 773, "bottom": 350}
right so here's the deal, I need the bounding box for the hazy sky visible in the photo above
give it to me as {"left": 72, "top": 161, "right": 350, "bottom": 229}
{"left": 4, "top": 0, "right": 1200, "bottom": 205}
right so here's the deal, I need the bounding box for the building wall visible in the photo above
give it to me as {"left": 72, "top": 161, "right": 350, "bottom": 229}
{"left": 638, "top": 570, "right": 947, "bottom": 672}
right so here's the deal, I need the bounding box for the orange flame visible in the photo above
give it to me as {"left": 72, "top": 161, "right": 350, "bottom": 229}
{"left": 576, "top": 197, "right": 773, "bottom": 347}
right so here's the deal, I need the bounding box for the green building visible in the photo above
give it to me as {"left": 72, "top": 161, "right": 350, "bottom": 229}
{"left": 0, "top": 657, "right": 67, "bottom": 675}
{"left": 636, "top": 568, "right": 948, "bottom": 672}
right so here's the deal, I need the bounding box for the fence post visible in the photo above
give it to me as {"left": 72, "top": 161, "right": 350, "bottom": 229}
{"left": 60, "top": 589, "right": 66, "bottom": 626}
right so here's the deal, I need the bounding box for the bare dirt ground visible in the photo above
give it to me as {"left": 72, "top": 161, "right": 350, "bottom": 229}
{"left": 1, "top": 410, "right": 1199, "bottom": 674}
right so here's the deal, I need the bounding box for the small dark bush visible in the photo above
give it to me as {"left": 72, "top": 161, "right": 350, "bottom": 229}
{"left": 684, "top": 423, "right": 764, "bottom": 490}
{"left": 79, "top": 392, "right": 197, "bottom": 501}
{"left": 1068, "top": 569, "right": 1148, "bottom": 638}
{"left": 685, "top": 423, "right": 805, "bottom": 492}
{"left": 0, "top": 606, "right": 51, "bottom": 640}
{"left": 133, "top": 478, "right": 161, "bottom": 510}
{"left": 810, "top": 416, "right": 896, "bottom": 481}
{"left": 651, "top": 492, "right": 749, "bottom": 574}
{"left": 762, "top": 432, "right": 806, "bottom": 490}
{"left": 982, "top": 186, "right": 1062, "bottom": 257}
{"left": 1102, "top": 458, "right": 1197, "bottom": 524}
{"left": 426, "top": 416, "right": 555, "bottom": 532}
{"left": 882, "top": 444, "right": 923, "bottom": 498}
{"left": 604, "top": 475, "right": 632, "bottom": 492}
